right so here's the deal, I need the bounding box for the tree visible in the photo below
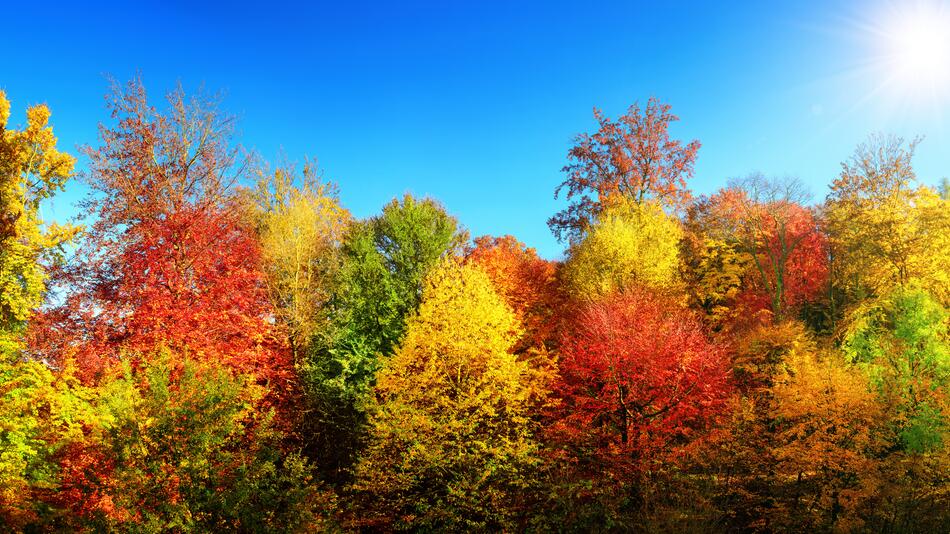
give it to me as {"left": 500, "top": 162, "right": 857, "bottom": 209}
{"left": 549, "top": 291, "right": 731, "bottom": 495}
{"left": 768, "top": 340, "right": 885, "bottom": 531}
{"left": 0, "top": 91, "right": 78, "bottom": 357}
{"left": 465, "top": 235, "right": 561, "bottom": 409}
{"left": 704, "top": 174, "right": 829, "bottom": 320}
{"left": 842, "top": 287, "right": 949, "bottom": 453}
{"left": 694, "top": 322, "right": 886, "bottom": 532}
{"left": 465, "top": 235, "right": 560, "bottom": 350}
{"left": 825, "top": 134, "right": 950, "bottom": 306}
{"left": 31, "top": 80, "right": 290, "bottom": 394}
{"left": 352, "top": 260, "right": 540, "bottom": 530}
{"left": 0, "top": 91, "right": 91, "bottom": 528}
{"left": 840, "top": 287, "right": 950, "bottom": 530}
{"left": 549, "top": 97, "right": 700, "bottom": 243}
{"left": 246, "top": 161, "right": 351, "bottom": 361}
{"left": 0, "top": 357, "right": 96, "bottom": 528}
{"left": 301, "top": 194, "right": 467, "bottom": 481}
{"left": 680, "top": 198, "right": 754, "bottom": 331}
{"left": 561, "top": 199, "right": 682, "bottom": 300}
{"left": 51, "top": 348, "right": 332, "bottom": 532}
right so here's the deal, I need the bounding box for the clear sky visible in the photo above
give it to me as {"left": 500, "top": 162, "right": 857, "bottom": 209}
{"left": 3, "top": 0, "right": 949, "bottom": 259}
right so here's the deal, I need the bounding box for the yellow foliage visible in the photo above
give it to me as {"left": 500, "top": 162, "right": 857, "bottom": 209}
{"left": 353, "top": 259, "right": 539, "bottom": 529}
{"left": 771, "top": 342, "right": 885, "bottom": 529}
{"left": 562, "top": 199, "right": 682, "bottom": 299}
{"left": 0, "top": 91, "right": 78, "bottom": 355}
{"left": 684, "top": 235, "right": 753, "bottom": 329}
{"left": 250, "top": 163, "right": 351, "bottom": 354}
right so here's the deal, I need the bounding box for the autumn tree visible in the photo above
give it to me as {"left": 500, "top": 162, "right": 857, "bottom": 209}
{"left": 465, "top": 235, "right": 561, "bottom": 411}
{"left": 0, "top": 91, "right": 93, "bottom": 527}
{"left": 842, "top": 287, "right": 949, "bottom": 453}
{"left": 549, "top": 98, "right": 700, "bottom": 243}
{"left": 561, "top": 199, "right": 682, "bottom": 300}
{"left": 465, "top": 235, "right": 560, "bottom": 351}
{"left": 0, "top": 91, "right": 78, "bottom": 356}
{"left": 246, "top": 161, "right": 351, "bottom": 361}
{"left": 695, "top": 322, "right": 886, "bottom": 532}
{"left": 840, "top": 287, "right": 950, "bottom": 530}
{"left": 680, "top": 197, "right": 754, "bottom": 331}
{"left": 547, "top": 290, "right": 731, "bottom": 527}
{"left": 52, "top": 348, "right": 332, "bottom": 532}
{"left": 352, "top": 260, "right": 540, "bottom": 530}
{"left": 703, "top": 174, "right": 829, "bottom": 321}
{"left": 32, "top": 79, "right": 290, "bottom": 392}
{"left": 825, "top": 134, "right": 950, "bottom": 307}
{"left": 302, "top": 194, "right": 466, "bottom": 481}
{"left": 767, "top": 336, "right": 885, "bottom": 530}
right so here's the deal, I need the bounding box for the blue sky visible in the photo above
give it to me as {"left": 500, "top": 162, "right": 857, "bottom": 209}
{"left": 3, "top": 0, "right": 949, "bottom": 259}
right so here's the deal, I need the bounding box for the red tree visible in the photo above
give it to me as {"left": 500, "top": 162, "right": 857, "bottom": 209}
{"left": 29, "top": 79, "right": 290, "bottom": 392}
{"left": 550, "top": 290, "right": 732, "bottom": 474}
{"left": 549, "top": 97, "right": 700, "bottom": 243}
{"left": 705, "top": 176, "right": 830, "bottom": 320}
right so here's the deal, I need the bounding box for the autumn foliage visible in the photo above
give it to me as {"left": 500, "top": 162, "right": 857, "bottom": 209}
{"left": 2, "top": 83, "right": 949, "bottom": 532}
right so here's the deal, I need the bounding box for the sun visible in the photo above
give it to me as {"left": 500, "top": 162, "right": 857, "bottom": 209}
{"left": 882, "top": 2, "right": 950, "bottom": 96}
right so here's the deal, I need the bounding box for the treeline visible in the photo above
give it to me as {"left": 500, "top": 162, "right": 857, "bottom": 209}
{"left": 1, "top": 80, "right": 949, "bottom": 532}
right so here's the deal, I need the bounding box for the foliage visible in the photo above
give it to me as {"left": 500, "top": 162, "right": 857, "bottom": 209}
{"left": 0, "top": 91, "right": 78, "bottom": 357}
{"left": 561, "top": 199, "right": 682, "bottom": 300}
{"left": 30, "top": 80, "right": 291, "bottom": 395}
{"left": 299, "top": 194, "right": 466, "bottom": 482}
{"left": 680, "top": 202, "right": 754, "bottom": 330}
{"left": 549, "top": 97, "right": 700, "bottom": 243}
{"left": 703, "top": 175, "right": 829, "bottom": 320}
{"left": 352, "top": 260, "right": 540, "bottom": 531}
{"left": 53, "top": 348, "right": 332, "bottom": 532}
{"left": 0, "top": 357, "right": 95, "bottom": 528}
{"left": 6, "top": 82, "right": 950, "bottom": 531}
{"left": 547, "top": 289, "right": 731, "bottom": 529}
{"left": 247, "top": 161, "right": 351, "bottom": 359}
{"left": 826, "top": 134, "right": 950, "bottom": 307}
{"left": 842, "top": 287, "right": 950, "bottom": 453}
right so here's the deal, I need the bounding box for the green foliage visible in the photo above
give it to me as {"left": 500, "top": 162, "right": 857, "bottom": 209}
{"left": 843, "top": 287, "right": 950, "bottom": 453}
{"left": 300, "top": 194, "right": 466, "bottom": 481}
{"left": 69, "top": 349, "right": 331, "bottom": 532}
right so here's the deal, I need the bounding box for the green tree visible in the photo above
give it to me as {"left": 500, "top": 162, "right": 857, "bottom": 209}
{"left": 302, "top": 194, "right": 466, "bottom": 481}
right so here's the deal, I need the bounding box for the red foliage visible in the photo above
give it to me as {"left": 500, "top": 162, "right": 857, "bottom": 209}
{"left": 550, "top": 290, "right": 732, "bottom": 474}
{"left": 27, "top": 79, "right": 291, "bottom": 394}
{"left": 549, "top": 97, "right": 700, "bottom": 242}
{"left": 465, "top": 235, "right": 562, "bottom": 351}
{"left": 712, "top": 188, "right": 830, "bottom": 319}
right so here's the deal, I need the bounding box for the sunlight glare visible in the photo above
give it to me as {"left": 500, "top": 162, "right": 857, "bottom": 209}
{"left": 884, "top": 3, "right": 950, "bottom": 96}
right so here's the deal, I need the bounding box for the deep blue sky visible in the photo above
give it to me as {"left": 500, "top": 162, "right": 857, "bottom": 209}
{"left": 3, "top": 0, "right": 949, "bottom": 258}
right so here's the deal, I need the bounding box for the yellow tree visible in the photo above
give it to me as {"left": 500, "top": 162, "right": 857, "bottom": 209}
{"left": 0, "top": 91, "right": 91, "bottom": 526}
{"left": 352, "top": 259, "right": 540, "bottom": 530}
{"left": 561, "top": 198, "right": 682, "bottom": 300}
{"left": 825, "top": 134, "right": 950, "bottom": 306}
{"left": 681, "top": 198, "right": 755, "bottom": 330}
{"left": 770, "top": 342, "right": 885, "bottom": 531}
{"left": 248, "top": 161, "right": 351, "bottom": 359}
{"left": 0, "top": 92, "right": 78, "bottom": 355}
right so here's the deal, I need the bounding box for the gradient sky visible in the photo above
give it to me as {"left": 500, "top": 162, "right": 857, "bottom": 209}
{"left": 3, "top": 0, "right": 949, "bottom": 259}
